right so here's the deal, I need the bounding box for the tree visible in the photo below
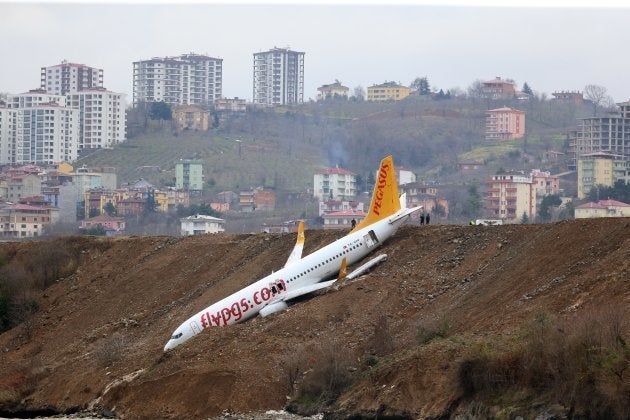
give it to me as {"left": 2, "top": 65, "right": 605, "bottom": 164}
{"left": 538, "top": 194, "right": 562, "bottom": 222}
{"left": 583, "top": 84, "right": 609, "bottom": 116}
{"left": 463, "top": 185, "right": 482, "bottom": 217}
{"left": 558, "top": 201, "right": 575, "bottom": 220}
{"left": 104, "top": 202, "right": 117, "bottom": 216}
{"left": 467, "top": 79, "right": 485, "bottom": 99}
{"left": 522, "top": 82, "right": 533, "bottom": 96}
{"left": 149, "top": 101, "right": 172, "bottom": 120}
{"left": 351, "top": 86, "right": 365, "bottom": 101}
{"left": 520, "top": 212, "right": 529, "bottom": 224}
{"left": 587, "top": 180, "right": 630, "bottom": 203}
{"left": 410, "top": 77, "right": 430, "bottom": 95}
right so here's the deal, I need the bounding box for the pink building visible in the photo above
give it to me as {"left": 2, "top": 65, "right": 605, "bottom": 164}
{"left": 485, "top": 107, "right": 525, "bottom": 141}
{"left": 80, "top": 214, "right": 126, "bottom": 235}
{"left": 322, "top": 209, "right": 367, "bottom": 230}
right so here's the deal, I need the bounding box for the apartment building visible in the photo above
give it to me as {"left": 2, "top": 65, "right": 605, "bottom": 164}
{"left": 180, "top": 214, "right": 225, "bottom": 235}
{"left": 317, "top": 81, "right": 349, "bottom": 101}
{"left": 367, "top": 82, "right": 410, "bottom": 101}
{"left": 214, "top": 97, "right": 247, "bottom": 114}
{"left": 0, "top": 203, "right": 58, "bottom": 238}
{"left": 253, "top": 47, "right": 305, "bottom": 106}
{"left": 175, "top": 159, "right": 204, "bottom": 191}
{"left": 67, "top": 88, "right": 126, "bottom": 150}
{"left": 485, "top": 107, "right": 525, "bottom": 141}
{"left": 531, "top": 169, "right": 560, "bottom": 211}
{"left": 313, "top": 166, "right": 357, "bottom": 200}
{"left": 552, "top": 91, "right": 584, "bottom": 104}
{"left": 577, "top": 152, "right": 629, "bottom": 199}
{"left": 133, "top": 53, "right": 223, "bottom": 108}
{"left": 569, "top": 101, "right": 630, "bottom": 170}
{"left": 41, "top": 60, "right": 103, "bottom": 95}
{"left": 484, "top": 171, "right": 535, "bottom": 222}
{"left": 2, "top": 91, "right": 80, "bottom": 165}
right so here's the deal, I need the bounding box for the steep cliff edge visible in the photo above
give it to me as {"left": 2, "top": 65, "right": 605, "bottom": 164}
{"left": 0, "top": 218, "right": 628, "bottom": 419}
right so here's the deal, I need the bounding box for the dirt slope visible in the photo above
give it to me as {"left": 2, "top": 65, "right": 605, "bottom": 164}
{"left": 0, "top": 218, "right": 628, "bottom": 419}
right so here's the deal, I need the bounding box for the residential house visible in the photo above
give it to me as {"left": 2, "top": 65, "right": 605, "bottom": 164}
{"left": 481, "top": 77, "right": 516, "bottom": 99}
{"left": 239, "top": 188, "right": 276, "bottom": 212}
{"left": 215, "top": 97, "right": 247, "bottom": 114}
{"left": 552, "top": 91, "right": 584, "bottom": 105}
{"left": 172, "top": 105, "right": 209, "bottom": 131}
{"left": 261, "top": 220, "right": 302, "bottom": 233}
{"left": 180, "top": 214, "right": 225, "bottom": 235}
{"left": 175, "top": 159, "right": 204, "bottom": 191}
{"left": 0, "top": 203, "right": 58, "bottom": 238}
{"left": 317, "top": 81, "right": 349, "bottom": 101}
{"left": 399, "top": 182, "right": 449, "bottom": 220}
{"left": 80, "top": 214, "right": 126, "bottom": 236}
{"left": 319, "top": 199, "right": 364, "bottom": 217}
{"left": 575, "top": 199, "right": 630, "bottom": 219}
{"left": 367, "top": 82, "right": 410, "bottom": 101}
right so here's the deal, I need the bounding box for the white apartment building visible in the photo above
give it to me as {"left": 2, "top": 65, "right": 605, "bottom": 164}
{"left": 313, "top": 166, "right": 357, "bottom": 200}
{"left": 180, "top": 214, "right": 225, "bottom": 235}
{"left": 1, "top": 91, "right": 79, "bottom": 165}
{"left": 41, "top": 60, "right": 103, "bottom": 95}
{"left": 253, "top": 47, "right": 304, "bottom": 106}
{"left": 67, "top": 89, "right": 126, "bottom": 150}
{"left": 133, "top": 53, "right": 223, "bottom": 108}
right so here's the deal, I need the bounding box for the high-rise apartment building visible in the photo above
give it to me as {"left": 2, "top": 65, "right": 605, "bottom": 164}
{"left": 175, "top": 159, "right": 204, "bottom": 191}
{"left": 67, "top": 88, "right": 126, "bottom": 150}
{"left": 41, "top": 60, "right": 103, "bottom": 95}
{"left": 1, "top": 91, "right": 79, "bottom": 165}
{"left": 313, "top": 166, "right": 356, "bottom": 200}
{"left": 569, "top": 101, "right": 630, "bottom": 170}
{"left": 485, "top": 171, "right": 535, "bottom": 222}
{"left": 133, "top": 53, "right": 223, "bottom": 109}
{"left": 253, "top": 47, "right": 304, "bottom": 106}
{"left": 577, "top": 152, "right": 629, "bottom": 199}
{"left": 485, "top": 107, "right": 525, "bottom": 141}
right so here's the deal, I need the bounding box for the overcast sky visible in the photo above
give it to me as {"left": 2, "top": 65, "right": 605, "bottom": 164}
{"left": 1, "top": 1, "right": 629, "bottom": 104}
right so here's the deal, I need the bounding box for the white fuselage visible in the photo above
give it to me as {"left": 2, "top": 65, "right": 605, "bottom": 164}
{"left": 164, "top": 211, "right": 410, "bottom": 351}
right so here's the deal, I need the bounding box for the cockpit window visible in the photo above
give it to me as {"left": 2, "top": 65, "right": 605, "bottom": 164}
{"left": 171, "top": 332, "right": 183, "bottom": 340}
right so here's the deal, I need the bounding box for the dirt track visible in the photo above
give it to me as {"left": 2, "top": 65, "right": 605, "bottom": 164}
{"left": 0, "top": 218, "right": 628, "bottom": 419}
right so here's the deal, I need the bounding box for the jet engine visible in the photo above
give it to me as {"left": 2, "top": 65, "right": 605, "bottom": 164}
{"left": 260, "top": 301, "right": 288, "bottom": 317}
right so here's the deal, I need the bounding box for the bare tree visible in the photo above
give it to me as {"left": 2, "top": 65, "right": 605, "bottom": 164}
{"left": 584, "top": 84, "right": 609, "bottom": 116}
{"left": 467, "top": 79, "right": 485, "bottom": 99}
{"left": 351, "top": 85, "right": 365, "bottom": 102}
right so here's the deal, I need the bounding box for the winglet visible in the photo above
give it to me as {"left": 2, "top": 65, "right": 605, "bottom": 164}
{"left": 352, "top": 155, "right": 401, "bottom": 232}
{"left": 284, "top": 221, "right": 305, "bottom": 267}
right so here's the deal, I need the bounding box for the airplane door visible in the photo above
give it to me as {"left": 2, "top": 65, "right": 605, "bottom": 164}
{"left": 189, "top": 321, "right": 202, "bottom": 335}
{"left": 364, "top": 230, "right": 380, "bottom": 248}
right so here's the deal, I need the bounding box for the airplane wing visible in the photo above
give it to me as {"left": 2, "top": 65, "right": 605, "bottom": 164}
{"left": 280, "top": 279, "right": 337, "bottom": 302}
{"left": 284, "top": 221, "right": 305, "bottom": 267}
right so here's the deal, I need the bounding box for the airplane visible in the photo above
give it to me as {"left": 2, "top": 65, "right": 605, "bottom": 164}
{"left": 164, "top": 155, "right": 422, "bottom": 351}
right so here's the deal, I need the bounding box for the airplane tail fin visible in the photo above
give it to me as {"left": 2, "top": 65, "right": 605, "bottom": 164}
{"left": 352, "top": 155, "right": 401, "bottom": 232}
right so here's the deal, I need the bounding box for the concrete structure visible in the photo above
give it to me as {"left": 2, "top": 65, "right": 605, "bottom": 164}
{"left": 239, "top": 187, "right": 276, "bottom": 212}
{"left": 180, "top": 214, "right": 225, "bottom": 235}
{"left": 317, "top": 81, "right": 349, "bottom": 101}
{"left": 575, "top": 199, "right": 630, "bottom": 219}
{"left": 313, "top": 166, "right": 357, "bottom": 200}
{"left": 396, "top": 168, "right": 416, "bottom": 186}
{"left": 172, "top": 105, "right": 209, "bottom": 131}
{"left": 0, "top": 203, "right": 58, "bottom": 238}
{"left": 175, "top": 159, "right": 204, "bottom": 191}
{"left": 2, "top": 91, "right": 80, "bottom": 165}
{"left": 253, "top": 47, "right": 305, "bottom": 106}
{"left": 569, "top": 101, "right": 630, "bottom": 169}
{"left": 133, "top": 53, "right": 223, "bottom": 109}
{"left": 481, "top": 77, "right": 516, "bottom": 100}
{"left": 322, "top": 209, "right": 367, "bottom": 230}
{"left": 215, "top": 97, "right": 247, "bottom": 114}
{"left": 7, "top": 174, "right": 42, "bottom": 202}
{"left": 367, "top": 82, "right": 410, "bottom": 101}
{"left": 552, "top": 91, "right": 584, "bottom": 104}
{"left": 41, "top": 60, "right": 103, "bottom": 95}
{"left": 485, "top": 107, "right": 525, "bottom": 141}
{"left": 66, "top": 88, "right": 126, "bottom": 150}
{"left": 318, "top": 199, "right": 364, "bottom": 217}
{"left": 484, "top": 171, "right": 535, "bottom": 222}
{"left": 577, "top": 152, "right": 629, "bottom": 199}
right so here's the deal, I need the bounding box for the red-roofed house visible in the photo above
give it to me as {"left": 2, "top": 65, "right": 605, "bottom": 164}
{"left": 80, "top": 214, "right": 126, "bottom": 235}
{"left": 313, "top": 166, "right": 357, "bottom": 200}
{"left": 322, "top": 209, "right": 367, "bottom": 230}
{"left": 0, "top": 203, "right": 58, "bottom": 238}
{"left": 575, "top": 199, "right": 630, "bottom": 219}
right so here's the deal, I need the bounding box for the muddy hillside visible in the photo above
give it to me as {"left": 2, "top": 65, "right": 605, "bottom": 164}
{"left": 0, "top": 218, "right": 629, "bottom": 419}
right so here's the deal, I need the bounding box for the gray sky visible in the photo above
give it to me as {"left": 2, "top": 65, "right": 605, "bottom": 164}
{"left": 1, "top": 2, "right": 629, "bottom": 103}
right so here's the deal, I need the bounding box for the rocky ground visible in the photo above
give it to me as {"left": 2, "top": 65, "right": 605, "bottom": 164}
{"left": 0, "top": 218, "right": 628, "bottom": 419}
